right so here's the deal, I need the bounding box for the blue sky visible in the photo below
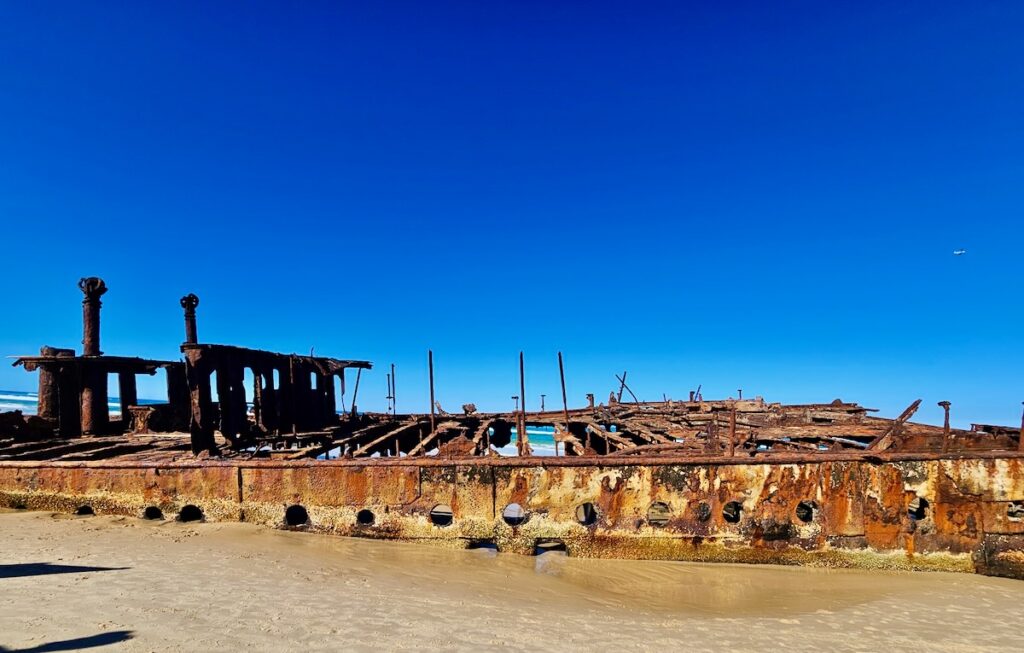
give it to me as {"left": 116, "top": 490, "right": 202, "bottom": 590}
{"left": 0, "top": 1, "right": 1021, "bottom": 427}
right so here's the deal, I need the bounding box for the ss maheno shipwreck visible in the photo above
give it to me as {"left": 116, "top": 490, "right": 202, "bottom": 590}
{"left": 2, "top": 278, "right": 1023, "bottom": 580}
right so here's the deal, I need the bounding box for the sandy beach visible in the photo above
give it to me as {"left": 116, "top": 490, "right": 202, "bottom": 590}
{"left": 0, "top": 510, "right": 1022, "bottom": 652}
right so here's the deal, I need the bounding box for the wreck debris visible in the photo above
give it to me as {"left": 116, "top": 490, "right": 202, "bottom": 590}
{"left": 615, "top": 372, "right": 639, "bottom": 403}
{"left": 428, "top": 350, "right": 436, "bottom": 434}
{"left": 2, "top": 277, "right": 1024, "bottom": 581}
{"left": 558, "top": 351, "right": 569, "bottom": 457}
{"left": 728, "top": 404, "right": 737, "bottom": 456}
{"left": 387, "top": 363, "right": 396, "bottom": 415}
{"left": 867, "top": 398, "right": 922, "bottom": 451}
{"left": 517, "top": 352, "right": 529, "bottom": 456}
{"left": 939, "top": 401, "right": 952, "bottom": 453}
{"left": 175, "top": 292, "right": 371, "bottom": 454}
{"left": 13, "top": 279, "right": 185, "bottom": 439}
{"left": 350, "top": 368, "right": 362, "bottom": 416}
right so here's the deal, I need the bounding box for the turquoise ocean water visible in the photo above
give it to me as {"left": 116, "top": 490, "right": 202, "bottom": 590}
{"left": 1, "top": 390, "right": 167, "bottom": 417}
{"left": 2, "top": 390, "right": 558, "bottom": 456}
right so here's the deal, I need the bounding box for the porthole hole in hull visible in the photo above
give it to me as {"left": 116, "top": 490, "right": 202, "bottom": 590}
{"left": 908, "top": 497, "right": 930, "bottom": 520}
{"left": 502, "top": 503, "right": 527, "bottom": 526}
{"left": 1008, "top": 501, "right": 1024, "bottom": 521}
{"left": 178, "top": 505, "right": 204, "bottom": 522}
{"left": 356, "top": 509, "right": 375, "bottom": 526}
{"left": 467, "top": 539, "right": 499, "bottom": 553}
{"left": 285, "top": 504, "right": 309, "bottom": 527}
{"left": 795, "top": 500, "right": 817, "bottom": 523}
{"left": 723, "top": 501, "right": 743, "bottom": 524}
{"left": 534, "top": 539, "right": 568, "bottom": 555}
{"left": 429, "top": 504, "right": 454, "bottom": 527}
{"left": 575, "top": 502, "right": 597, "bottom": 526}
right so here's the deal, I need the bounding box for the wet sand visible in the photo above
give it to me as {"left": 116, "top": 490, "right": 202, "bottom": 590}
{"left": 1, "top": 510, "right": 1022, "bottom": 652}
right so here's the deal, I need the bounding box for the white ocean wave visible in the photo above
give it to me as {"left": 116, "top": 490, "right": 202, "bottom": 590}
{"left": 0, "top": 390, "right": 123, "bottom": 417}
{"left": 0, "top": 393, "right": 38, "bottom": 402}
{"left": 0, "top": 402, "right": 35, "bottom": 412}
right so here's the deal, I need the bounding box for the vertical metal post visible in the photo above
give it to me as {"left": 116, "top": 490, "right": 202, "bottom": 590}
{"left": 540, "top": 394, "right": 546, "bottom": 412}
{"left": 56, "top": 362, "right": 81, "bottom": 438}
{"left": 519, "top": 352, "right": 527, "bottom": 455}
{"left": 728, "top": 404, "right": 737, "bottom": 457}
{"left": 558, "top": 352, "right": 570, "bottom": 457}
{"left": 939, "top": 401, "right": 951, "bottom": 453}
{"left": 252, "top": 369, "right": 265, "bottom": 429}
{"left": 78, "top": 277, "right": 108, "bottom": 435}
{"left": 37, "top": 362, "right": 58, "bottom": 420}
{"left": 184, "top": 354, "right": 214, "bottom": 454}
{"left": 180, "top": 294, "right": 200, "bottom": 344}
{"left": 428, "top": 350, "right": 436, "bottom": 433}
{"left": 79, "top": 277, "right": 106, "bottom": 357}
{"left": 1019, "top": 402, "right": 1024, "bottom": 453}
{"left": 350, "top": 368, "right": 361, "bottom": 417}
{"left": 37, "top": 346, "right": 72, "bottom": 421}
{"left": 391, "top": 363, "right": 396, "bottom": 414}
{"left": 118, "top": 372, "right": 138, "bottom": 417}
{"left": 343, "top": 369, "right": 349, "bottom": 411}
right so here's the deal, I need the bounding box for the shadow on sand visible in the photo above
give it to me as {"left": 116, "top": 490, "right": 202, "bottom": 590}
{"left": 0, "top": 563, "right": 129, "bottom": 579}
{"left": 0, "top": 631, "right": 133, "bottom": 652}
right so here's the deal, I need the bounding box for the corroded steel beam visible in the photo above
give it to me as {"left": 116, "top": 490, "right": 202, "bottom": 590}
{"left": 868, "top": 399, "right": 922, "bottom": 451}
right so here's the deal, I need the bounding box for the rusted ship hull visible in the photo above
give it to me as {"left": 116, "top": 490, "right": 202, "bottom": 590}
{"left": 3, "top": 277, "right": 1024, "bottom": 580}
{"left": 2, "top": 450, "right": 1023, "bottom": 579}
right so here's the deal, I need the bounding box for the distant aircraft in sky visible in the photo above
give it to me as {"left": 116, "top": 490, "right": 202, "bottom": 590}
{"left": 953, "top": 249, "right": 967, "bottom": 256}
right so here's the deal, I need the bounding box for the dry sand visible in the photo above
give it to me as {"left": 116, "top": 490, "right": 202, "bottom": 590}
{"left": 1, "top": 510, "right": 1023, "bottom": 652}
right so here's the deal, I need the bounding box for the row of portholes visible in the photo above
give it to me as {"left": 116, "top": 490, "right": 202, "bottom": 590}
{"left": 70, "top": 505, "right": 201, "bottom": 522}
{"left": 433, "top": 498, "right": 821, "bottom": 529}
{"left": 479, "top": 496, "right": 930, "bottom": 527}
{"left": 69, "top": 496, "right": 944, "bottom": 528}
{"left": 186, "top": 496, "right": 935, "bottom": 527}
{"left": 643, "top": 500, "right": 821, "bottom": 526}
{"left": 649, "top": 496, "right": 934, "bottom": 526}
{"left": 349, "top": 499, "right": 820, "bottom": 529}
{"left": 70, "top": 496, "right": 941, "bottom": 528}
